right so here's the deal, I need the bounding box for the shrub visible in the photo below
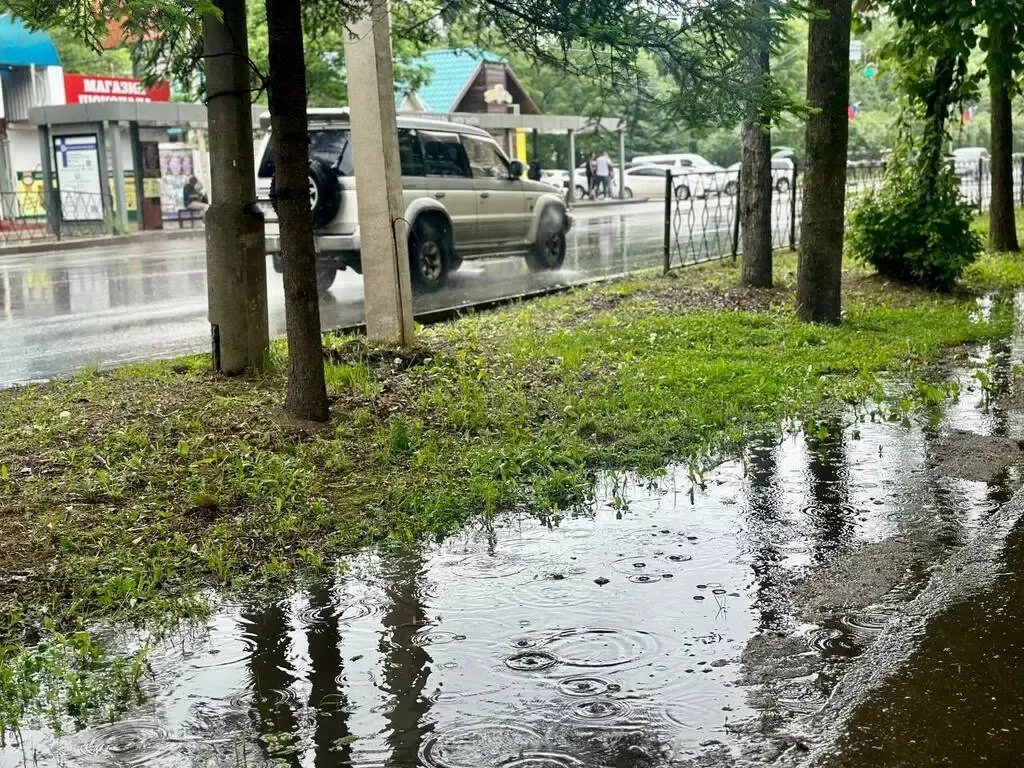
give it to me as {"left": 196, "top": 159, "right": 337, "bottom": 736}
{"left": 847, "top": 158, "right": 982, "bottom": 290}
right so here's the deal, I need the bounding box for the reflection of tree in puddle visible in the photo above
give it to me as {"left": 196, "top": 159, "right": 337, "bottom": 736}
{"left": 804, "top": 418, "right": 853, "bottom": 563}
{"left": 305, "top": 583, "right": 352, "bottom": 767}
{"left": 379, "top": 550, "right": 433, "bottom": 764}
{"left": 743, "top": 435, "right": 788, "bottom": 631}
{"left": 241, "top": 601, "right": 303, "bottom": 767}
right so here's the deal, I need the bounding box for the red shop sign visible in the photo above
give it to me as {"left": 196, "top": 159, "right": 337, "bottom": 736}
{"left": 63, "top": 74, "right": 171, "bottom": 105}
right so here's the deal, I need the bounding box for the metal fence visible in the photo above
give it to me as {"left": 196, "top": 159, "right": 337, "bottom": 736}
{"left": 0, "top": 190, "right": 109, "bottom": 245}
{"left": 663, "top": 154, "right": 1024, "bottom": 271}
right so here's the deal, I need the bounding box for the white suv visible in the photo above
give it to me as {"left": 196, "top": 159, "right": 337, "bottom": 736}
{"left": 256, "top": 110, "right": 573, "bottom": 293}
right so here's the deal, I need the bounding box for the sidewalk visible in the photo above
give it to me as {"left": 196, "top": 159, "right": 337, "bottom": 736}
{"left": 0, "top": 226, "right": 204, "bottom": 257}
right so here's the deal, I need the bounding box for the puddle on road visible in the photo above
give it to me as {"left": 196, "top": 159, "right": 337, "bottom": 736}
{"left": 3, "top": 361, "right": 1022, "bottom": 768}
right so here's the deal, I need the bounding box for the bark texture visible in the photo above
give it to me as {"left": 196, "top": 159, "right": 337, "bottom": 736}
{"left": 796, "top": 0, "right": 852, "bottom": 325}
{"left": 988, "top": 21, "right": 1019, "bottom": 253}
{"left": 740, "top": 41, "right": 773, "bottom": 289}
{"left": 202, "top": 0, "right": 269, "bottom": 375}
{"left": 266, "top": 0, "right": 329, "bottom": 422}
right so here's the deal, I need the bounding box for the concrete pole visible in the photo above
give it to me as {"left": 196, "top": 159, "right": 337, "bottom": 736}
{"left": 202, "top": 0, "right": 269, "bottom": 374}
{"left": 129, "top": 121, "right": 145, "bottom": 224}
{"left": 96, "top": 122, "right": 115, "bottom": 232}
{"left": 567, "top": 130, "right": 576, "bottom": 204}
{"left": 109, "top": 122, "right": 129, "bottom": 232}
{"left": 343, "top": 0, "right": 414, "bottom": 345}
{"left": 618, "top": 128, "right": 626, "bottom": 200}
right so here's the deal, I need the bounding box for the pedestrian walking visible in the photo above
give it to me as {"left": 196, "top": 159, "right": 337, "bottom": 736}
{"left": 585, "top": 152, "right": 596, "bottom": 200}
{"left": 596, "top": 152, "right": 611, "bottom": 199}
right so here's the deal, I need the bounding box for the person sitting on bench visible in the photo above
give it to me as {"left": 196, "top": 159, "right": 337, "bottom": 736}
{"left": 183, "top": 176, "right": 209, "bottom": 216}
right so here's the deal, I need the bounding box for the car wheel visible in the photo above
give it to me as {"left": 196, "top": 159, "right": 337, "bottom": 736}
{"left": 526, "top": 210, "right": 567, "bottom": 272}
{"left": 675, "top": 184, "right": 691, "bottom": 202}
{"left": 724, "top": 180, "right": 738, "bottom": 196}
{"left": 316, "top": 263, "right": 337, "bottom": 295}
{"left": 409, "top": 217, "right": 449, "bottom": 293}
{"left": 776, "top": 177, "right": 791, "bottom": 194}
{"left": 624, "top": 187, "right": 634, "bottom": 199}
{"left": 271, "top": 158, "right": 342, "bottom": 230}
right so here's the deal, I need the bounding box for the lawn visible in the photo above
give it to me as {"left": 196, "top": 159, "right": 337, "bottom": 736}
{"left": 1, "top": 252, "right": 1018, "bottom": 652}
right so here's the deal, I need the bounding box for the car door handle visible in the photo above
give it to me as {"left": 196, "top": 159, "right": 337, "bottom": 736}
{"left": 434, "top": 192, "right": 446, "bottom": 199}
{"left": 480, "top": 192, "right": 490, "bottom": 199}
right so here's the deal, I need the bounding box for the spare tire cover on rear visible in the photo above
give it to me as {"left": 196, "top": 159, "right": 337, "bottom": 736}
{"left": 271, "top": 158, "right": 343, "bottom": 229}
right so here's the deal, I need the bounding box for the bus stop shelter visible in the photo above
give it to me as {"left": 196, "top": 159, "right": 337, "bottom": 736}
{"left": 28, "top": 101, "right": 267, "bottom": 235}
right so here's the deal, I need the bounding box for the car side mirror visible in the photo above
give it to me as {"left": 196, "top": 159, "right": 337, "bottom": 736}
{"left": 509, "top": 160, "right": 524, "bottom": 178}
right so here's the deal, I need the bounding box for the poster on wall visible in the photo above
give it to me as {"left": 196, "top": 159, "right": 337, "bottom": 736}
{"left": 52, "top": 135, "right": 104, "bottom": 221}
{"left": 158, "top": 145, "right": 198, "bottom": 215}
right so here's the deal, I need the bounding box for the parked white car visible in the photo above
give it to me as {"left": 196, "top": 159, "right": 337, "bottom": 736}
{"left": 630, "top": 153, "right": 729, "bottom": 195}
{"left": 952, "top": 147, "right": 989, "bottom": 177}
{"left": 723, "top": 157, "right": 796, "bottom": 195}
{"left": 619, "top": 164, "right": 708, "bottom": 201}
{"left": 255, "top": 110, "right": 572, "bottom": 293}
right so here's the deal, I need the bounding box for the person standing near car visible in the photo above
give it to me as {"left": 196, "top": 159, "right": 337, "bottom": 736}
{"left": 528, "top": 156, "right": 542, "bottom": 181}
{"left": 595, "top": 151, "right": 611, "bottom": 199}
{"left": 585, "top": 152, "right": 596, "bottom": 199}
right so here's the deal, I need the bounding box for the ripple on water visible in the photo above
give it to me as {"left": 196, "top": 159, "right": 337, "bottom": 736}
{"left": 450, "top": 551, "right": 529, "bottom": 579}
{"left": 497, "top": 754, "right": 587, "bottom": 767}
{"left": 775, "top": 681, "right": 829, "bottom": 715}
{"left": 419, "top": 723, "right": 544, "bottom": 768}
{"left": 556, "top": 675, "right": 621, "bottom": 697}
{"left": 514, "top": 578, "right": 593, "bottom": 611}
{"left": 807, "top": 627, "right": 861, "bottom": 659}
{"left": 61, "top": 719, "right": 174, "bottom": 767}
{"left": 413, "top": 628, "right": 468, "bottom": 646}
{"left": 840, "top": 611, "right": 893, "bottom": 640}
{"left": 505, "top": 650, "right": 559, "bottom": 672}
{"left": 540, "top": 627, "right": 659, "bottom": 669}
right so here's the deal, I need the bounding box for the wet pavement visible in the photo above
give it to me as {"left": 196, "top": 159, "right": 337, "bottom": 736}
{"left": 4, "top": 335, "right": 1024, "bottom": 767}
{"left": 0, "top": 203, "right": 668, "bottom": 386}
{"left": 0, "top": 194, "right": 798, "bottom": 387}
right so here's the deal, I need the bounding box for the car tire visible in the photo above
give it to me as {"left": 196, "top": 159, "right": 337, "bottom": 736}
{"left": 270, "top": 158, "right": 342, "bottom": 230}
{"left": 775, "top": 177, "right": 791, "bottom": 194}
{"left": 675, "top": 184, "right": 691, "bottom": 202}
{"left": 316, "top": 263, "right": 337, "bottom": 295}
{"left": 408, "top": 217, "right": 450, "bottom": 293}
{"left": 724, "top": 180, "right": 738, "bottom": 197}
{"left": 526, "top": 209, "right": 567, "bottom": 272}
{"left": 624, "top": 187, "right": 634, "bottom": 199}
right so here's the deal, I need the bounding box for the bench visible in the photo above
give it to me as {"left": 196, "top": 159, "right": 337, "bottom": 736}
{"left": 176, "top": 208, "right": 202, "bottom": 229}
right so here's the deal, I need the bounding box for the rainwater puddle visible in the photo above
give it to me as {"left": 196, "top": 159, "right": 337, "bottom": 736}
{"left": 3, "top": 361, "right": 1023, "bottom": 768}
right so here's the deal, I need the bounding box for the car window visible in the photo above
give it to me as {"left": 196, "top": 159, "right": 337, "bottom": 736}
{"left": 462, "top": 135, "right": 511, "bottom": 179}
{"left": 258, "top": 128, "right": 353, "bottom": 178}
{"left": 420, "top": 131, "right": 471, "bottom": 177}
{"left": 398, "top": 129, "right": 425, "bottom": 176}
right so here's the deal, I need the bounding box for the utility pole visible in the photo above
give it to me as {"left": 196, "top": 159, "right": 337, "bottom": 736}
{"left": 343, "top": 0, "right": 415, "bottom": 345}
{"left": 202, "top": 0, "right": 269, "bottom": 373}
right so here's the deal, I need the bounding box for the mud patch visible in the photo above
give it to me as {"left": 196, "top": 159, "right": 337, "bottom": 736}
{"left": 791, "top": 538, "right": 920, "bottom": 620}
{"left": 930, "top": 429, "right": 1023, "bottom": 483}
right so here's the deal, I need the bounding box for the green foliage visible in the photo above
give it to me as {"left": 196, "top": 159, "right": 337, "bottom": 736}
{"left": 848, "top": 148, "right": 983, "bottom": 290}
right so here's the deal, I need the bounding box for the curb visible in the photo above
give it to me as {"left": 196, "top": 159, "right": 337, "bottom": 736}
{"left": 569, "top": 197, "right": 654, "bottom": 208}
{"left": 0, "top": 227, "right": 205, "bottom": 257}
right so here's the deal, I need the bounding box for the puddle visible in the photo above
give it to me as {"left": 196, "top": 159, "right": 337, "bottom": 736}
{"left": 3, "top": 356, "right": 1024, "bottom": 767}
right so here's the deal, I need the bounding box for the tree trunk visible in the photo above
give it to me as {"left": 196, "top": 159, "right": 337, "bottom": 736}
{"left": 988, "top": 21, "right": 1019, "bottom": 252}
{"left": 741, "top": 42, "right": 773, "bottom": 288}
{"left": 265, "top": 0, "right": 329, "bottom": 422}
{"left": 202, "top": 0, "right": 269, "bottom": 375}
{"left": 796, "top": 0, "right": 852, "bottom": 325}
{"left": 921, "top": 54, "right": 956, "bottom": 191}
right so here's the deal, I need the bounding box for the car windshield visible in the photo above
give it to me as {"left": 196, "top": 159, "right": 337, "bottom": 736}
{"left": 258, "top": 128, "right": 354, "bottom": 178}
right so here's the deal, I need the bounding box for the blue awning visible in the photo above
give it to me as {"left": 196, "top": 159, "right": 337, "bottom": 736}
{"left": 0, "top": 15, "right": 61, "bottom": 68}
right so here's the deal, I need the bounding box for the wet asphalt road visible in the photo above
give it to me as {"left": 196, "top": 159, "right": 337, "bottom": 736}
{"left": 0, "top": 202, "right": 673, "bottom": 386}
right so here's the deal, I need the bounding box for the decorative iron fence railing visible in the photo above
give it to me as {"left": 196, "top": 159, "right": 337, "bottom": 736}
{"left": 0, "top": 190, "right": 109, "bottom": 245}
{"left": 663, "top": 154, "right": 1024, "bottom": 270}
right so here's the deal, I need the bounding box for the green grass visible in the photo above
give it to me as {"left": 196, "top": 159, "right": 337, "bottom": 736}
{"left": 0, "top": 252, "right": 1019, "bottom": 730}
